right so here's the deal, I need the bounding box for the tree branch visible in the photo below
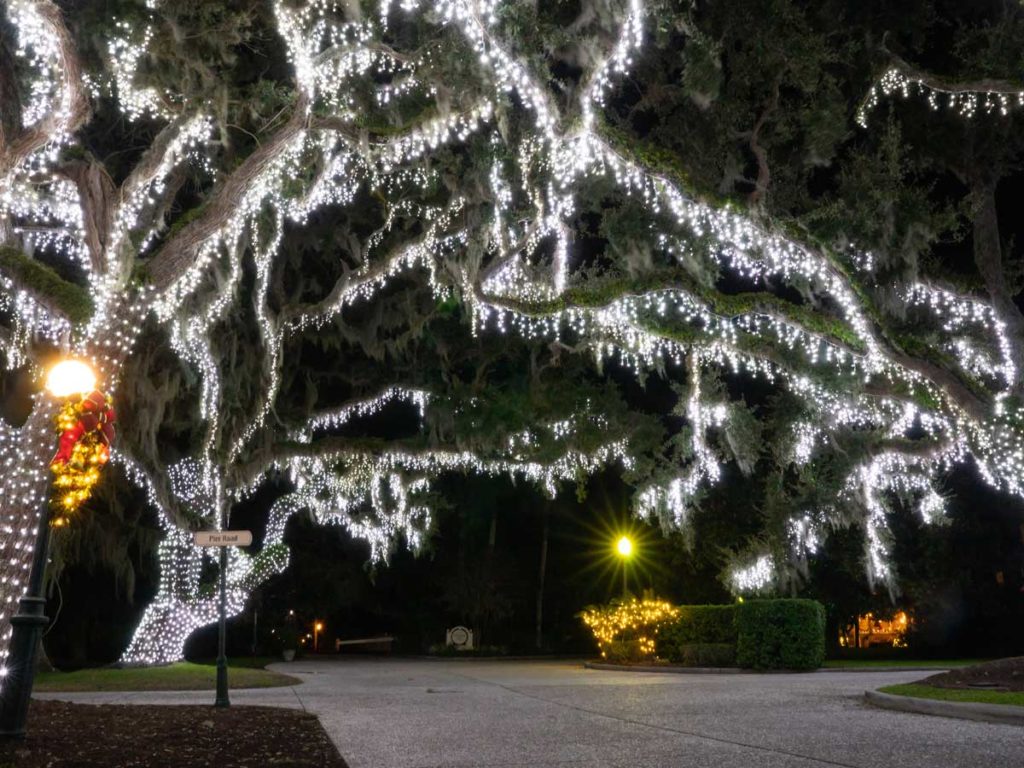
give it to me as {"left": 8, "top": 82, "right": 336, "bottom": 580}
{"left": 55, "top": 157, "right": 116, "bottom": 274}
{"left": 746, "top": 77, "right": 780, "bottom": 207}
{"left": 0, "top": 20, "right": 23, "bottom": 151}
{"left": 0, "top": 1, "right": 88, "bottom": 176}
{"left": 881, "top": 41, "right": 1024, "bottom": 95}
{"left": 0, "top": 244, "right": 93, "bottom": 323}
{"left": 114, "top": 116, "right": 205, "bottom": 256}
{"left": 595, "top": 122, "right": 992, "bottom": 421}
{"left": 477, "top": 270, "right": 865, "bottom": 353}
{"left": 145, "top": 95, "right": 310, "bottom": 292}
{"left": 969, "top": 177, "right": 1024, "bottom": 396}
{"left": 477, "top": 269, "right": 991, "bottom": 421}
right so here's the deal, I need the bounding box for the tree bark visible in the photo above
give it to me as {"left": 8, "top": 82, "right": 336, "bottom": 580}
{"left": 0, "top": 401, "right": 58, "bottom": 670}
{"left": 970, "top": 177, "right": 1024, "bottom": 397}
{"left": 35, "top": 635, "right": 55, "bottom": 673}
{"left": 487, "top": 508, "right": 497, "bottom": 553}
{"left": 535, "top": 502, "right": 549, "bottom": 651}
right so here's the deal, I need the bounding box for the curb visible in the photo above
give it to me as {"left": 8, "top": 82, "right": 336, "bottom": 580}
{"left": 411, "top": 655, "right": 590, "bottom": 662}
{"left": 584, "top": 662, "right": 742, "bottom": 674}
{"left": 821, "top": 666, "right": 951, "bottom": 673}
{"left": 864, "top": 690, "right": 1024, "bottom": 726}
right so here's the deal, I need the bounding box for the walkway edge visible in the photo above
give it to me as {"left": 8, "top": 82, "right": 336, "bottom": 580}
{"left": 864, "top": 689, "right": 1024, "bottom": 726}
{"left": 584, "top": 662, "right": 742, "bottom": 674}
{"left": 820, "top": 666, "right": 951, "bottom": 673}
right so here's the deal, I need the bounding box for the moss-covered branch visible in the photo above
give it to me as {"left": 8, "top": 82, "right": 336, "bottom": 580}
{"left": 595, "top": 119, "right": 993, "bottom": 420}
{"left": 881, "top": 43, "right": 1024, "bottom": 96}
{"left": 480, "top": 269, "right": 865, "bottom": 352}
{"left": 0, "top": 246, "right": 93, "bottom": 324}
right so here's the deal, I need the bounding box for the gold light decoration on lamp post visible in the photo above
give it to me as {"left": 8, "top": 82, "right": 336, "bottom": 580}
{"left": 44, "top": 360, "right": 116, "bottom": 526}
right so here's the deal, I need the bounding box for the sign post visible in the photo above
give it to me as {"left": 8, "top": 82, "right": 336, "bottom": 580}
{"left": 194, "top": 531, "right": 253, "bottom": 547}
{"left": 194, "top": 530, "right": 253, "bottom": 708}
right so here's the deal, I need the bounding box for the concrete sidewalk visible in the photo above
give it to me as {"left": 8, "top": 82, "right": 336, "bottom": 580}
{"left": 37, "top": 658, "right": 1024, "bottom": 767}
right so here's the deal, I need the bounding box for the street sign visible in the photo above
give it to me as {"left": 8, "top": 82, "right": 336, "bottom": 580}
{"left": 194, "top": 530, "right": 253, "bottom": 547}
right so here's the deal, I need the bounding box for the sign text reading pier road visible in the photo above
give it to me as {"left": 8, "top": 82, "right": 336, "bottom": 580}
{"left": 194, "top": 530, "right": 253, "bottom": 547}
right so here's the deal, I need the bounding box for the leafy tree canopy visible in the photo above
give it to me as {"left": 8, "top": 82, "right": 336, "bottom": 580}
{"left": 0, "top": 0, "right": 1022, "bottom": 663}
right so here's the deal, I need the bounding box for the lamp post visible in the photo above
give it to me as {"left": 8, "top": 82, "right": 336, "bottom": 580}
{"left": 214, "top": 526, "right": 229, "bottom": 708}
{"left": 314, "top": 622, "right": 323, "bottom": 653}
{"left": 0, "top": 359, "right": 97, "bottom": 739}
{"left": 615, "top": 535, "right": 633, "bottom": 599}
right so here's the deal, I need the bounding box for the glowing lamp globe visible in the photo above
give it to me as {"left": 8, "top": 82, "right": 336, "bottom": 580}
{"left": 45, "top": 360, "right": 96, "bottom": 398}
{"left": 616, "top": 536, "right": 633, "bottom": 557}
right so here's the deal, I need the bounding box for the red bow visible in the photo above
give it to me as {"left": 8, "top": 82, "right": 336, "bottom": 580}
{"left": 51, "top": 390, "right": 117, "bottom": 466}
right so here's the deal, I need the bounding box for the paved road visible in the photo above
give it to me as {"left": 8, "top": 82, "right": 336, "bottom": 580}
{"left": 38, "top": 659, "right": 1024, "bottom": 767}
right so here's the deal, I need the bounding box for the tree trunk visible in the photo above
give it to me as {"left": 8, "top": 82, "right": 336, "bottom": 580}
{"left": 477, "top": 506, "right": 497, "bottom": 647}
{"left": 971, "top": 176, "right": 1024, "bottom": 396}
{"left": 35, "top": 636, "right": 55, "bottom": 673}
{"left": 535, "top": 503, "right": 549, "bottom": 651}
{"left": 0, "top": 401, "right": 57, "bottom": 673}
{"left": 122, "top": 601, "right": 212, "bottom": 665}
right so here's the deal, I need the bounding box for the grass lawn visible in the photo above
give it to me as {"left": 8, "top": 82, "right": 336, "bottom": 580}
{"left": 35, "top": 657, "right": 300, "bottom": 692}
{"left": 879, "top": 683, "right": 1024, "bottom": 707}
{"left": 824, "top": 658, "right": 984, "bottom": 669}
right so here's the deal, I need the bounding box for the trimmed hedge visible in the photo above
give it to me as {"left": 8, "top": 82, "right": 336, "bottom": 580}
{"left": 657, "top": 605, "right": 736, "bottom": 664}
{"left": 672, "top": 642, "right": 736, "bottom": 667}
{"left": 656, "top": 600, "right": 825, "bottom": 670}
{"left": 735, "top": 599, "right": 825, "bottom": 670}
{"left": 674, "top": 605, "right": 737, "bottom": 643}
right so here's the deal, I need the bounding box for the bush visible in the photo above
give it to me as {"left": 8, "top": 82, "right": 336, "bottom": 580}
{"left": 657, "top": 605, "right": 737, "bottom": 663}
{"left": 604, "top": 640, "right": 646, "bottom": 664}
{"left": 735, "top": 599, "right": 825, "bottom": 670}
{"left": 579, "top": 598, "right": 681, "bottom": 661}
{"left": 675, "top": 605, "right": 738, "bottom": 644}
{"left": 672, "top": 643, "right": 736, "bottom": 667}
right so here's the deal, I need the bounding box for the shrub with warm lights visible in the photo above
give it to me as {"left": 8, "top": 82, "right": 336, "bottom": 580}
{"left": 580, "top": 598, "right": 681, "bottom": 662}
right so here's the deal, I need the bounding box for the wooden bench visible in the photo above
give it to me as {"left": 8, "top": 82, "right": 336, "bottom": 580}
{"left": 334, "top": 636, "right": 395, "bottom": 654}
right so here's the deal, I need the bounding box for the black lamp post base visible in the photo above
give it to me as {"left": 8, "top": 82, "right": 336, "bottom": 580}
{"left": 0, "top": 597, "right": 50, "bottom": 739}
{"left": 214, "top": 543, "right": 229, "bottom": 708}
{"left": 215, "top": 659, "right": 230, "bottom": 708}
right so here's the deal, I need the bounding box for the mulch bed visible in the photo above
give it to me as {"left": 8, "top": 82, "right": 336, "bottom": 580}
{"left": 0, "top": 700, "right": 348, "bottom": 767}
{"left": 922, "top": 657, "right": 1024, "bottom": 692}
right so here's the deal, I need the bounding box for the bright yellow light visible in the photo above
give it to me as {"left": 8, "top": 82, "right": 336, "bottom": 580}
{"left": 315, "top": 622, "right": 323, "bottom": 631}
{"left": 616, "top": 536, "right": 633, "bottom": 557}
{"left": 45, "top": 360, "right": 96, "bottom": 398}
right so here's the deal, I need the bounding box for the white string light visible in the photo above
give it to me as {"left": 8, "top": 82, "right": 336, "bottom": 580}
{"left": 858, "top": 66, "right": 1024, "bottom": 127}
